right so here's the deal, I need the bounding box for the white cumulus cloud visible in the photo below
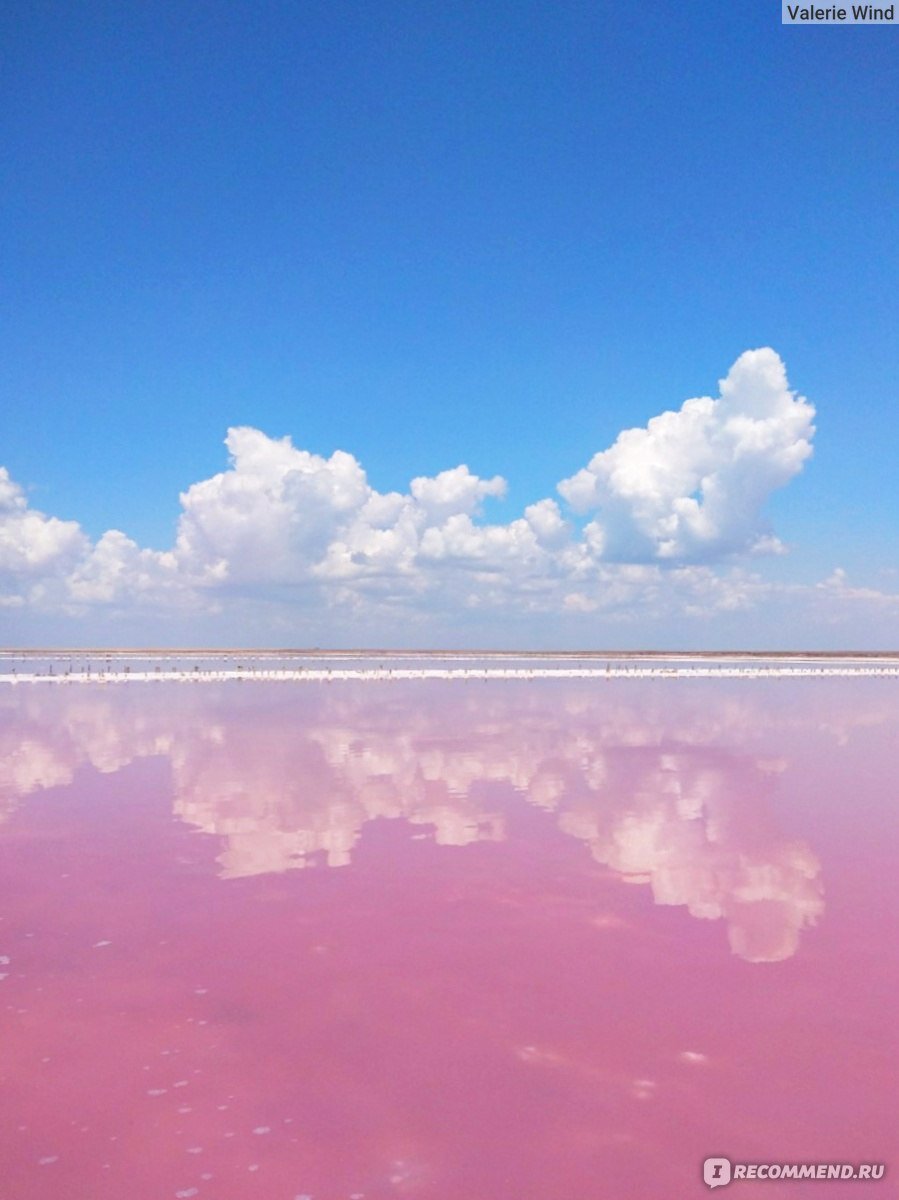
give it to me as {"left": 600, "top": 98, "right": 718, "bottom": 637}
{"left": 0, "top": 468, "right": 89, "bottom": 608}
{"left": 5, "top": 349, "right": 891, "bottom": 641}
{"left": 558, "top": 348, "right": 815, "bottom": 562}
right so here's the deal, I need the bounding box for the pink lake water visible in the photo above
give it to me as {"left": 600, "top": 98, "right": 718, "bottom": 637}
{"left": 0, "top": 678, "right": 895, "bottom": 1199}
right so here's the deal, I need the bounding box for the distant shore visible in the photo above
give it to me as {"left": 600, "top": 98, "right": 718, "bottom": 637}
{"left": 2, "top": 648, "right": 898, "bottom": 660}
{"left": 4, "top": 648, "right": 899, "bottom": 686}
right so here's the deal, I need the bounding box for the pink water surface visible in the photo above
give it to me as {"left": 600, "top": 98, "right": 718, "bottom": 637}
{"left": 0, "top": 679, "right": 895, "bottom": 1199}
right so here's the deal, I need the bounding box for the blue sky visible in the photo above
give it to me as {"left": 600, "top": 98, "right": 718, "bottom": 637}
{"left": 1, "top": 2, "right": 897, "bottom": 647}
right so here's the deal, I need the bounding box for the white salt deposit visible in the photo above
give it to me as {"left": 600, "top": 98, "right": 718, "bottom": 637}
{"left": 4, "top": 652, "right": 899, "bottom": 686}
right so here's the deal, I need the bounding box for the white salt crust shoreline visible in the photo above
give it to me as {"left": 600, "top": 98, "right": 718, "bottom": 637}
{"left": 3, "top": 665, "right": 899, "bottom": 684}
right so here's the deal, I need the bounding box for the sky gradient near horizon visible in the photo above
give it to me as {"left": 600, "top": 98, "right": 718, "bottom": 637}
{"left": 2, "top": 2, "right": 897, "bottom": 647}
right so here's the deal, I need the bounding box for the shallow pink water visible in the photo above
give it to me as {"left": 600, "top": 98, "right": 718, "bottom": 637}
{"left": 0, "top": 679, "right": 895, "bottom": 1199}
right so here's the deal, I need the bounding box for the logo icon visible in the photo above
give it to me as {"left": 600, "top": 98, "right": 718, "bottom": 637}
{"left": 704, "top": 1157, "right": 732, "bottom": 1189}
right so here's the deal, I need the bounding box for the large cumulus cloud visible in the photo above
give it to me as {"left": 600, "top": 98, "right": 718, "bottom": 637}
{"left": 4, "top": 348, "right": 890, "bottom": 633}
{"left": 0, "top": 468, "right": 89, "bottom": 608}
{"left": 558, "top": 348, "right": 815, "bottom": 561}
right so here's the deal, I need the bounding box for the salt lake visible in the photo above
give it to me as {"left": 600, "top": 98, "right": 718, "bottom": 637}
{"left": 0, "top": 666, "right": 895, "bottom": 1198}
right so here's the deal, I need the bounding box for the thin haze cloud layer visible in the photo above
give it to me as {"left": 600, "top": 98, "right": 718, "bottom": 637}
{"left": 1, "top": 349, "right": 896, "bottom": 641}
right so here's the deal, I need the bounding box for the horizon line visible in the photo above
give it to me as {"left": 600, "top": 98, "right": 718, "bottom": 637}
{"left": 2, "top": 648, "right": 899, "bottom": 658}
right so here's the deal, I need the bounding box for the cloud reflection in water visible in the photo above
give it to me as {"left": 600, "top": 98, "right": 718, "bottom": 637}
{"left": 0, "top": 680, "right": 854, "bottom": 961}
